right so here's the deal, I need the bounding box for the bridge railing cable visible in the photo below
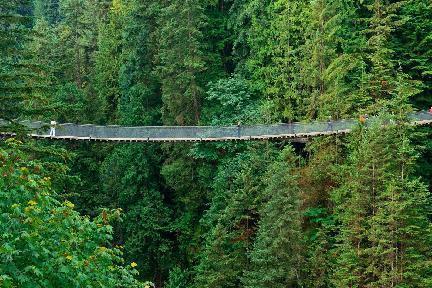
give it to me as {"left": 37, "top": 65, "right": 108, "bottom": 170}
{"left": 1, "top": 111, "right": 431, "bottom": 142}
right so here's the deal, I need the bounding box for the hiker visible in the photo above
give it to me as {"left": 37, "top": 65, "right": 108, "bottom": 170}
{"left": 49, "top": 121, "right": 56, "bottom": 137}
{"left": 327, "top": 116, "right": 333, "bottom": 131}
{"left": 237, "top": 121, "right": 241, "bottom": 138}
{"left": 429, "top": 107, "right": 432, "bottom": 114}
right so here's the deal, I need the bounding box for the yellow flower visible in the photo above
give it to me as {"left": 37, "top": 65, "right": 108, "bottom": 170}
{"left": 66, "top": 255, "right": 73, "bottom": 261}
{"left": 64, "top": 201, "right": 75, "bottom": 209}
{"left": 27, "top": 200, "right": 37, "bottom": 206}
{"left": 130, "top": 262, "right": 138, "bottom": 268}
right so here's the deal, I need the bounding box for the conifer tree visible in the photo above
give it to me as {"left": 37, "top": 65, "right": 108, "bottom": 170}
{"left": 94, "top": 0, "right": 125, "bottom": 123}
{"left": 99, "top": 1, "right": 174, "bottom": 285}
{"left": 58, "top": 0, "right": 110, "bottom": 122}
{"left": 244, "top": 0, "right": 307, "bottom": 122}
{"left": 362, "top": 0, "right": 412, "bottom": 112}
{"left": 204, "top": 1, "right": 237, "bottom": 76}
{"left": 242, "top": 146, "right": 304, "bottom": 288}
{"left": 155, "top": 0, "right": 207, "bottom": 125}
{"left": 332, "top": 119, "right": 432, "bottom": 287}
{"left": 300, "top": 137, "right": 342, "bottom": 288}
{"left": 0, "top": 0, "right": 51, "bottom": 127}
{"left": 396, "top": 0, "right": 432, "bottom": 188}
{"left": 100, "top": 144, "right": 173, "bottom": 285}
{"left": 117, "top": 0, "right": 161, "bottom": 126}
{"left": 34, "top": 0, "right": 61, "bottom": 24}
{"left": 59, "top": 0, "right": 92, "bottom": 88}
{"left": 300, "top": 0, "right": 368, "bottom": 120}
{"left": 194, "top": 145, "right": 277, "bottom": 288}
{"left": 155, "top": 3, "right": 217, "bottom": 284}
{"left": 396, "top": 0, "right": 432, "bottom": 109}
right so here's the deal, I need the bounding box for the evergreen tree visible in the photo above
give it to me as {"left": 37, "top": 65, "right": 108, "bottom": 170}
{"left": 194, "top": 145, "right": 277, "bottom": 287}
{"left": 203, "top": 0, "right": 236, "bottom": 78}
{"left": 94, "top": 0, "right": 125, "bottom": 123}
{"left": 242, "top": 146, "right": 304, "bottom": 288}
{"left": 59, "top": 0, "right": 92, "bottom": 88}
{"left": 397, "top": 0, "right": 432, "bottom": 190}
{"left": 362, "top": 0, "right": 416, "bottom": 112}
{"left": 245, "top": 0, "right": 307, "bottom": 122}
{"left": 100, "top": 145, "right": 173, "bottom": 285}
{"left": 396, "top": 0, "right": 432, "bottom": 109}
{"left": 300, "top": 137, "right": 342, "bottom": 288}
{"left": 332, "top": 118, "right": 432, "bottom": 287}
{"left": 58, "top": 0, "right": 109, "bottom": 122}
{"left": 100, "top": 1, "right": 173, "bottom": 285}
{"left": 0, "top": 0, "right": 51, "bottom": 128}
{"left": 34, "top": 0, "right": 61, "bottom": 24}
{"left": 118, "top": 0, "right": 161, "bottom": 126}
{"left": 301, "top": 0, "right": 367, "bottom": 120}
{"left": 155, "top": 0, "right": 207, "bottom": 125}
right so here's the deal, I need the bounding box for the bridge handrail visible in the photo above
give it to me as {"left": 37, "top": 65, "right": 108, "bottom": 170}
{"left": 1, "top": 111, "right": 431, "bottom": 142}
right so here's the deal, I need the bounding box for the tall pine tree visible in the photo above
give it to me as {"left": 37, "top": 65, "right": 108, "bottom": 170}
{"left": 332, "top": 118, "right": 432, "bottom": 287}
{"left": 0, "top": 0, "right": 51, "bottom": 128}
{"left": 242, "top": 146, "right": 304, "bottom": 288}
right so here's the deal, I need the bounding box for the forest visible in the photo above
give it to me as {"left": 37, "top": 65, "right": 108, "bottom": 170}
{"left": 1, "top": 0, "right": 432, "bottom": 287}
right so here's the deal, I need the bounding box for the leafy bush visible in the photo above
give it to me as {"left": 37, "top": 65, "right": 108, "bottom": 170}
{"left": 0, "top": 140, "right": 148, "bottom": 288}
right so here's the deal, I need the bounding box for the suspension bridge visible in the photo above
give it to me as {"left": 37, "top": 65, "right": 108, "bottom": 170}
{"left": 1, "top": 111, "right": 432, "bottom": 143}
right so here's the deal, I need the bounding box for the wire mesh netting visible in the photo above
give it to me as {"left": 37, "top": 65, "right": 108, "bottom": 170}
{"left": 1, "top": 111, "right": 431, "bottom": 141}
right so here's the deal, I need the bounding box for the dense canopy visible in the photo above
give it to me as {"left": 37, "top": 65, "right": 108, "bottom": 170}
{"left": 1, "top": 0, "right": 432, "bottom": 287}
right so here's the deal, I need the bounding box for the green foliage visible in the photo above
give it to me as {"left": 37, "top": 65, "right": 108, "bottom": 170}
{"left": 331, "top": 118, "right": 432, "bottom": 287}
{"left": 155, "top": 0, "right": 207, "bottom": 125}
{"left": 100, "top": 144, "right": 173, "bottom": 283}
{"left": 34, "top": 0, "right": 61, "bottom": 24}
{"left": 0, "top": 0, "right": 51, "bottom": 128}
{"left": 94, "top": 0, "right": 125, "bottom": 123}
{"left": 202, "top": 1, "right": 236, "bottom": 78}
{"left": 242, "top": 146, "right": 303, "bottom": 288}
{"left": 245, "top": 0, "right": 308, "bottom": 121}
{"left": 4, "top": 0, "right": 432, "bottom": 286}
{"left": 202, "top": 76, "right": 260, "bottom": 125}
{"left": 300, "top": 137, "right": 341, "bottom": 288}
{"left": 194, "top": 145, "right": 278, "bottom": 288}
{"left": 398, "top": 0, "right": 432, "bottom": 108}
{"left": 0, "top": 140, "right": 145, "bottom": 287}
{"left": 117, "top": 0, "right": 161, "bottom": 126}
{"left": 165, "top": 267, "right": 189, "bottom": 288}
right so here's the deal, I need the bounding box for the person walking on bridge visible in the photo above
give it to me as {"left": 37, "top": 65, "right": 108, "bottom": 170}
{"left": 327, "top": 116, "right": 333, "bottom": 131}
{"left": 49, "top": 121, "right": 56, "bottom": 137}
